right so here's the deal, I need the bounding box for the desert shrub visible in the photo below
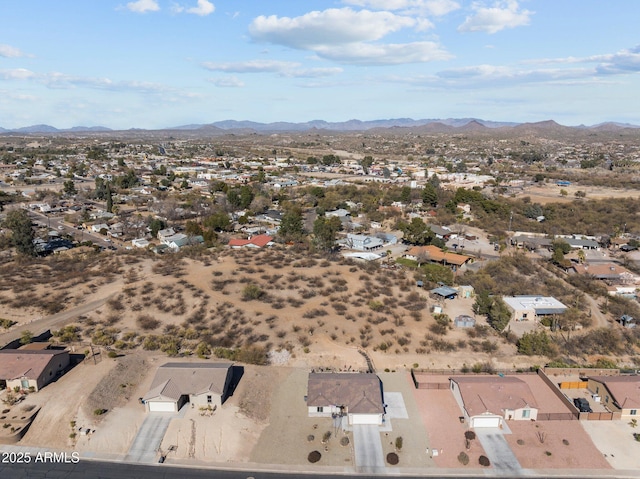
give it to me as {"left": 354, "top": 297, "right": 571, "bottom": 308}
{"left": 395, "top": 436, "right": 403, "bottom": 450}
{"left": 137, "top": 315, "right": 161, "bottom": 331}
{"left": 308, "top": 451, "right": 321, "bottom": 463}
{"left": 386, "top": 452, "right": 399, "bottom": 465}
{"left": 479, "top": 455, "right": 490, "bottom": 467}
{"left": 457, "top": 452, "right": 469, "bottom": 465}
{"left": 93, "top": 408, "right": 107, "bottom": 416}
{"left": 242, "top": 284, "right": 264, "bottom": 301}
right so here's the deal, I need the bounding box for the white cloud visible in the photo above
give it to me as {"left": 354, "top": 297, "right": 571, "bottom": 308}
{"left": 458, "top": 0, "right": 532, "bottom": 34}
{"left": 343, "top": 0, "right": 460, "bottom": 16}
{"left": 284, "top": 67, "right": 344, "bottom": 78}
{"left": 202, "top": 60, "right": 300, "bottom": 74}
{"left": 126, "top": 0, "right": 160, "bottom": 13}
{"left": 187, "top": 0, "right": 215, "bottom": 16}
{"left": 317, "top": 41, "right": 451, "bottom": 65}
{"left": 249, "top": 7, "right": 448, "bottom": 65}
{"left": 208, "top": 77, "right": 244, "bottom": 87}
{"left": 0, "top": 68, "right": 36, "bottom": 80}
{"left": 0, "top": 44, "right": 25, "bottom": 58}
{"left": 202, "top": 60, "right": 343, "bottom": 78}
{"left": 250, "top": 8, "right": 416, "bottom": 48}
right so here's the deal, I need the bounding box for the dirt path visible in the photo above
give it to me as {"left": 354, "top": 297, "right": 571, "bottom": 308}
{"left": 0, "top": 280, "right": 122, "bottom": 345}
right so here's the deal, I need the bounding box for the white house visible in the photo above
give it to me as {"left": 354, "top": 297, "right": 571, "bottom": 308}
{"left": 502, "top": 296, "right": 567, "bottom": 322}
{"left": 90, "top": 223, "right": 110, "bottom": 234}
{"left": 131, "top": 238, "right": 150, "bottom": 248}
{"left": 346, "top": 234, "right": 384, "bottom": 251}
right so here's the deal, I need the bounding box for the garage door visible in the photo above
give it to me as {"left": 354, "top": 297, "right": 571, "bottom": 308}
{"left": 350, "top": 414, "right": 381, "bottom": 425}
{"left": 471, "top": 416, "right": 501, "bottom": 428}
{"left": 148, "top": 401, "right": 177, "bottom": 413}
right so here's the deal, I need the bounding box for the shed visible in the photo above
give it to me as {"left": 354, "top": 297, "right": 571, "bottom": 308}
{"left": 430, "top": 286, "right": 458, "bottom": 300}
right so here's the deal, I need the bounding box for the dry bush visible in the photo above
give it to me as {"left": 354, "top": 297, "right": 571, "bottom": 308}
{"left": 137, "top": 315, "right": 161, "bottom": 331}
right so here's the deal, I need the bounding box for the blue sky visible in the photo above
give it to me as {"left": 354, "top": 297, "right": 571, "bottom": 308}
{"left": 1, "top": 0, "right": 639, "bottom": 129}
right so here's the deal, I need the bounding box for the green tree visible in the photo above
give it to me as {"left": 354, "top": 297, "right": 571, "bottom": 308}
{"left": 203, "top": 211, "right": 232, "bottom": 232}
{"left": 63, "top": 180, "right": 77, "bottom": 196}
{"left": 105, "top": 183, "right": 113, "bottom": 213}
{"left": 278, "top": 207, "right": 305, "bottom": 243}
{"left": 3, "top": 209, "right": 35, "bottom": 256}
{"left": 313, "top": 216, "right": 342, "bottom": 252}
{"left": 517, "top": 331, "right": 556, "bottom": 356}
{"left": 148, "top": 218, "right": 166, "bottom": 238}
{"left": 422, "top": 183, "right": 438, "bottom": 208}
{"left": 399, "top": 218, "right": 436, "bottom": 246}
{"left": 487, "top": 298, "right": 511, "bottom": 332}
{"left": 360, "top": 156, "right": 373, "bottom": 174}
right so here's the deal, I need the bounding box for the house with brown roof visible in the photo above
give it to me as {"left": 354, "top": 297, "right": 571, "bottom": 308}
{"left": 586, "top": 376, "right": 640, "bottom": 419}
{"left": 405, "top": 245, "right": 471, "bottom": 270}
{"left": 450, "top": 376, "right": 538, "bottom": 428}
{"left": 228, "top": 234, "right": 274, "bottom": 249}
{"left": 142, "top": 362, "right": 233, "bottom": 413}
{"left": 0, "top": 349, "right": 70, "bottom": 392}
{"left": 306, "top": 373, "right": 384, "bottom": 425}
{"left": 571, "top": 263, "right": 640, "bottom": 285}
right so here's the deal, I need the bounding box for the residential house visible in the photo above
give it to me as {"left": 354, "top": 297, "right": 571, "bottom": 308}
{"left": 131, "top": 238, "right": 150, "bottom": 248}
{"left": 571, "top": 263, "right": 640, "bottom": 285}
{"left": 0, "top": 349, "right": 70, "bottom": 392}
{"left": 228, "top": 234, "right": 274, "bottom": 249}
{"left": 345, "top": 234, "right": 384, "bottom": 251}
{"left": 325, "top": 209, "right": 350, "bottom": 218}
{"left": 157, "top": 227, "right": 176, "bottom": 241}
{"left": 586, "top": 376, "right": 640, "bottom": 419}
{"left": 142, "top": 362, "right": 233, "bottom": 412}
{"left": 405, "top": 245, "right": 471, "bottom": 271}
{"left": 162, "top": 233, "right": 204, "bottom": 251}
{"left": 502, "top": 296, "right": 567, "bottom": 322}
{"left": 90, "top": 223, "right": 110, "bottom": 234}
{"left": 450, "top": 376, "right": 539, "bottom": 428}
{"left": 306, "top": 372, "right": 385, "bottom": 425}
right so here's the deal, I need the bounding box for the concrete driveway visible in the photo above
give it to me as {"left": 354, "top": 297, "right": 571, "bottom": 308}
{"left": 352, "top": 425, "right": 386, "bottom": 474}
{"left": 475, "top": 429, "right": 522, "bottom": 475}
{"left": 125, "top": 411, "right": 183, "bottom": 463}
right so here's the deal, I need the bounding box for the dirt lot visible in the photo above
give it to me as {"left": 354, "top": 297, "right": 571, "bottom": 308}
{"left": 518, "top": 183, "right": 640, "bottom": 205}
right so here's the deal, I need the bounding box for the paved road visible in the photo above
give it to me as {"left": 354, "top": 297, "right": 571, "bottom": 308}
{"left": 352, "top": 424, "right": 385, "bottom": 474}
{"left": 125, "top": 411, "right": 183, "bottom": 463}
{"left": 475, "top": 430, "right": 522, "bottom": 476}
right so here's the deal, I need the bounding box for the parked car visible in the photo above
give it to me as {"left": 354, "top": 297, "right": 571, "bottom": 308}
{"left": 573, "top": 397, "right": 593, "bottom": 413}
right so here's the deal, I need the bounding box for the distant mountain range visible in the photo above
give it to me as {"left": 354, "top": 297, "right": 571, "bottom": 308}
{"left": 1, "top": 118, "right": 639, "bottom": 134}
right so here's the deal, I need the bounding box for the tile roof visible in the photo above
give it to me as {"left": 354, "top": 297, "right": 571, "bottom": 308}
{"left": 307, "top": 373, "right": 384, "bottom": 414}
{"left": 0, "top": 349, "right": 68, "bottom": 381}
{"left": 406, "top": 245, "right": 471, "bottom": 266}
{"left": 450, "top": 376, "right": 538, "bottom": 417}
{"left": 228, "top": 234, "right": 273, "bottom": 248}
{"left": 588, "top": 376, "right": 640, "bottom": 409}
{"left": 143, "top": 362, "right": 232, "bottom": 402}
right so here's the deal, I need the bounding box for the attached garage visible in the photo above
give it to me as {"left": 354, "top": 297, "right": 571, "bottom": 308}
{"left": 349, "top": 413, "right": 383, "bottom": 425}
{"left": 147, "top": 401, "right": 178, "bottom": 413}
{"left": 469, "top": 415, "right": 502, "bottom": 428}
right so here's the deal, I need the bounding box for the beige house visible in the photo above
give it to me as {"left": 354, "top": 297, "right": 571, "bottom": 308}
{"left": 587, "top": 376, "right": 640, "bottom": 418}
{"left": 0, "top": 349, "right": 70, "bottom": 392}
{"left": 502, "top": 296, "right": 567, "bottom": 322}
{"left": 306, "top": 373, "right": 384, "bottom": 425}
{"left": 450, "top": 376, "right": 538, "bottom": 428}
{"left": 143, "top": 362, "right": 233, "bottom": 413}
